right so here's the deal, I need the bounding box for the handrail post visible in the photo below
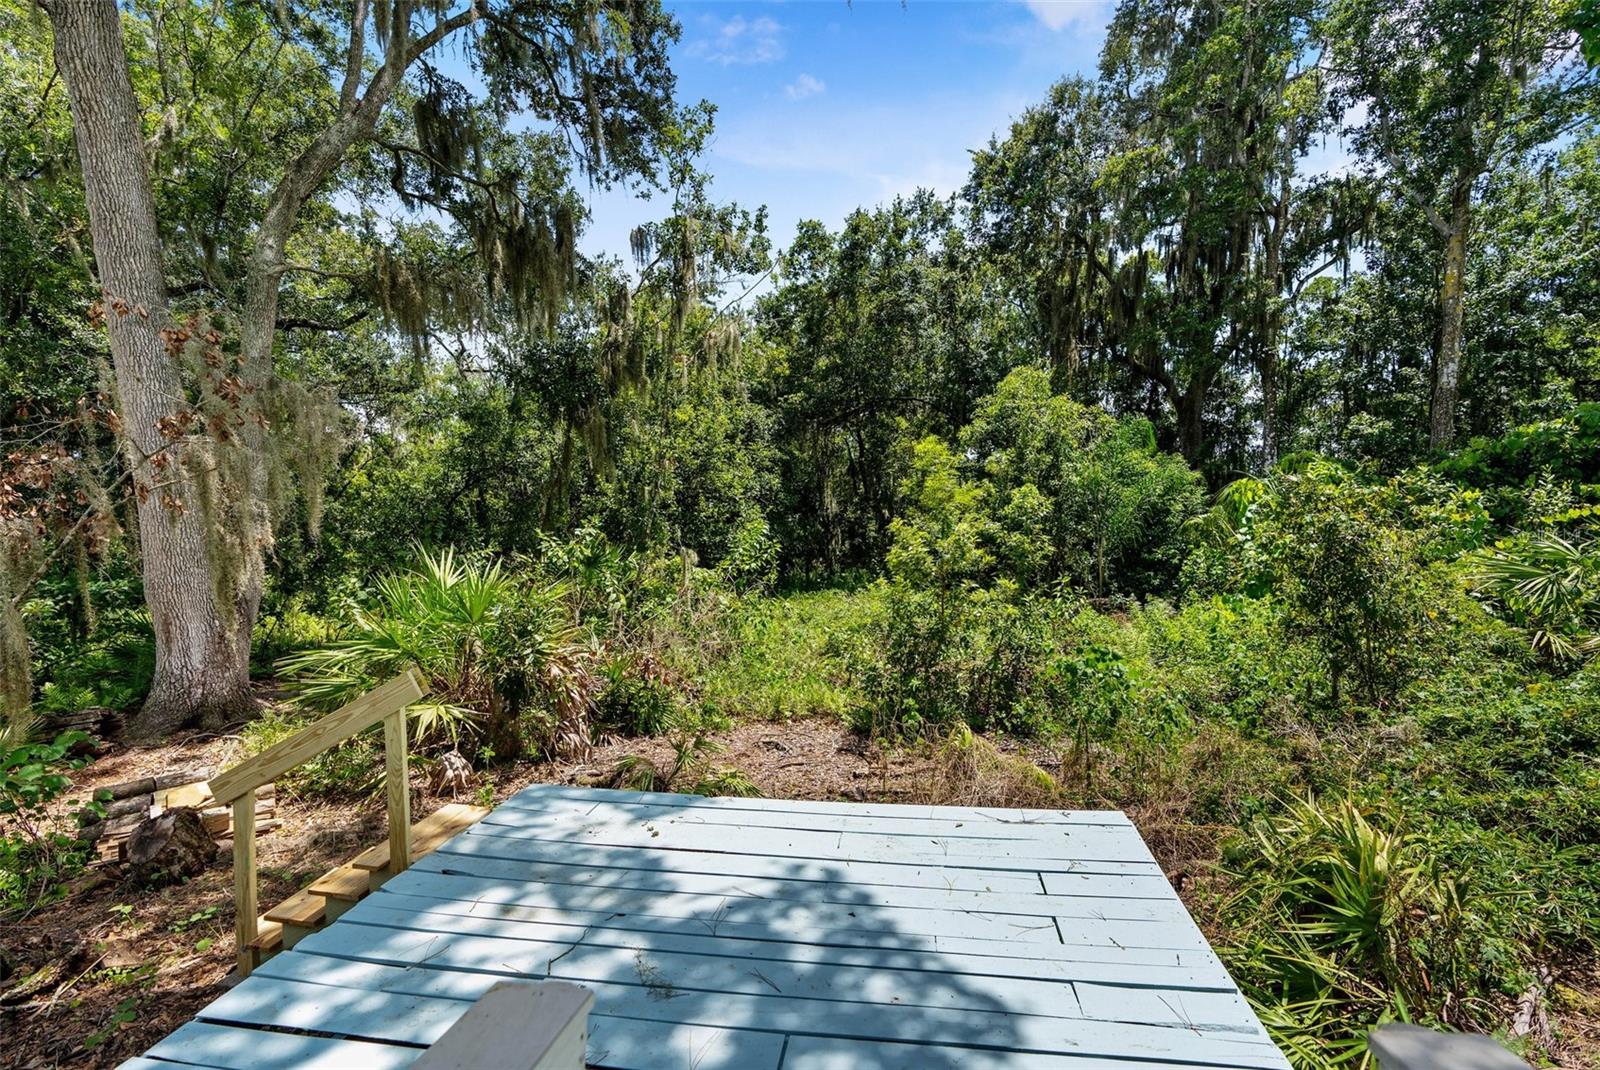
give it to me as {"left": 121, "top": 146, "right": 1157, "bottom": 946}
{"left": 233, "top": 788, "right": 257, "bottom": 977}
{"left": 384, "top": 709, "right": 411, "bottom": 873}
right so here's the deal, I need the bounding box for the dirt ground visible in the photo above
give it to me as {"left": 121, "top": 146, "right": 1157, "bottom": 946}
{"left": 2, "top": 717, "right": 1593, "bottom": 1067}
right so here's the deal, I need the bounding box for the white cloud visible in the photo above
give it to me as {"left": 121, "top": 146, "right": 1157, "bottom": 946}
{"left": 1023, "top": 0, "right": 1113, "bottom": 33}
{"left": 685, "top": 15, "right": 785, "bottom": 66}
{"left": 784, "top": 73, "right": 826, "bottom": 101}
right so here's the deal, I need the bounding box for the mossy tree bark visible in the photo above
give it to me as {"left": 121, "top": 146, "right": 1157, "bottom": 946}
{"left": 43, "top": 0, "right": 476, "bottom": 737}
{"left": 47, "top": 0, "right": 254, "bottom": 737}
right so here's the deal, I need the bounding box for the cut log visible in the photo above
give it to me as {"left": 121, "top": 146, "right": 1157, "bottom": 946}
{"left": 77, "top": 811, "right": 146, "bottom": 842}
{"left": 100, "top": 776, "right": 156, "bottom": 801}
{"left": 153, "top": 769, "right": 212, "bottom": 790}
{"left": 78, "top": 794, "right": 152, "bottom": 825}
{"left": 124, "top": 808, "right": 215, "bottom": 887}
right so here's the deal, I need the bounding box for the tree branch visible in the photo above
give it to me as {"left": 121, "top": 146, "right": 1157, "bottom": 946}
{"left": 276, "top": 308, "right": 370, "bottom": 332}
{"left": 340, "top": 0, "right": 369, "bottom": 113}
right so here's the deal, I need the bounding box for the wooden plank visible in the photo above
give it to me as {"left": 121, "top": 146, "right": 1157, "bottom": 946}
{"left": 1074, "top": 981, "right": 1258, "bottom": 1033}
{"left": 358, "top": 889, "right": 1230, "bottom": 978}
{"left": 482, "top": 800, "right": 1152, "bottom": 856}
{"left": 411, "top": 981, "right": 592, "bottom": 1070}
{"left": 446, "top": 826, "right": 1063, "bottom": 894}
{"left": 158, "top": 781, "right": 213, "bottom": 809}
{"left": 495, "top": 794, "right": 1137, "bottom": 842}
{"left": 248, "top": 916, "right": 283, "bottom": 952}
{"left": 381, "top": 869, "right": 1117, "bottom": 947}
{"left": 779, "top": 1036, "right": 1240, "bottom": 1070}
{"left": 254, "top": 950, "right": 1285, "bottom": 1068}
{"left": 232, "top": 793, "right": 256, "bottom": 977}
{"left": 214, "top": 817, "right": 282, "bottom": 840}
{"left": 339, "top": 898, "right": 1234, "bottom": 989}
{"left": 298, "top": 917, "right": 1255, "bottom": 1029}
{"left": 195, "top": 975, "right": 783, "bottom": 1070}
{"left": 208, "top": 669, "right": 423, "bottom": 804}
{"left": 383, "top": 710, "right": 411, "bottom": 874}
{"left": 196, "top": 974, "right": 466, "bottom": 1046}
{"left": 584, "top": 1014, "right": 784, "bottom": 1070}
{"left": 308, "top": 863, "right": 369, "bottom": 902}
{"left": 507, "top": 783, "right": 1132, "bottom": 827}
{"left": 412, "top": 848, "right": 1191, "bottom": 923}
{"left": 353, "top": 803, "right": 489, "bottom": 872}
{"left": 470, "top": 808, "right": 1159, "bottom": 871}
{"left": 147, "top": 1019, "right": 420, "bottom": 1069}
{"left": 262, "top": 887, "right": 326, "bottom": 927}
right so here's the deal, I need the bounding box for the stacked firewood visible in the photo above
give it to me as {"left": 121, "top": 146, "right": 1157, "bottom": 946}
{"left": 39, "top": 707, "right": 124, "bottom": 747}
{"left": 78, "top": 771, "right": 279, "bottom": 863}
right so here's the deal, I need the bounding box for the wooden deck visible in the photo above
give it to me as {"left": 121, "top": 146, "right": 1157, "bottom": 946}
{"left": 123, "top": 784, "right": 1289, "bottom": 1069}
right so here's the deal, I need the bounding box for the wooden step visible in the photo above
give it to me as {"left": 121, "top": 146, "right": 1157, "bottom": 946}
{"left": 245, "top": 803, "right": 495, "bottom": 962}
{"left": 308, "top": 864, "right": 369, "bottom": 903}
{"left": 353, "top": 803, "right": 490, "bottom": 874}
{"left": 246, "top": 916, "right": 282, "bottom": 966}
{"left": 263, "top": 887, "right": 326, "bottom": 928}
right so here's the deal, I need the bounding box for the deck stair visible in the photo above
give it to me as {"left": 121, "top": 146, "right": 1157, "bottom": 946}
{"left": 248, "top": 802, "right": 488, "bottom": 965}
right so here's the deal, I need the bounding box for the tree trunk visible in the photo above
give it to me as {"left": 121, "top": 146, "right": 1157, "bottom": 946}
{"left": 48, "top": 0, "right": 255, "bottom": 737}
{"left": 1259, "top": 348, "right": 1280, "bottom": 467}
{"left": 1430, "top": 173, "right": 1471, "bottom": 451}
{"left": 1260, "top": 150, "right": 1293, "bottom": 469}
{"left": 1174, "top": 383, "right": 1207, "bottom": 465}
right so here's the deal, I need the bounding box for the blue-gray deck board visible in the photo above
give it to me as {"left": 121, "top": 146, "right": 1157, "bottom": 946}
{"left": 123, "top": 784, "right": 1288, "bottom": 1070}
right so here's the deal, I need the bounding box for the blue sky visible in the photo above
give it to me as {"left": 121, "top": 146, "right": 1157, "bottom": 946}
{"left": 580, "top": 1, "right": 1116, "bottom": 265}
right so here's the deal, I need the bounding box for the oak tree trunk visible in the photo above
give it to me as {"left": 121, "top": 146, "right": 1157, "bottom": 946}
{"left": 48, "top": 0, "right": 256, "bottom": 737}
{"left": 1430, "top": 174, "right": 1472, "bottom": 451}
{"left": 1174, "top": 383, "right": 1207, "bottom": 465}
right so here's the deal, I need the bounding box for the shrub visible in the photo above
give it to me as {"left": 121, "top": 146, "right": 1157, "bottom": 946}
{"left": 718, "top": 511, "right": 779, "bottom": 594}
{"left": 1219, "top": 797, "right": 1527, "bottom": 1069}
{"left": 280, "top": 545, "right": 595, "bottom": 761}
{"left": 1474, "top": 528, "right": 1599, "bottom": 661}
{"left": 594, "top": 654, "right": 681, "bottom": 737}
{"left": 0, "top": 730, "right": 94, "bottom": 914}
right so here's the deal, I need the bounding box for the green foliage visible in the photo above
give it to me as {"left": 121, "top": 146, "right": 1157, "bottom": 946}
{"left": 278, "top": 545, "right": 594, "bottom": 757}
{"left": 1475, "top": 530, "right": 1600, "bottom": 659}
{"left": 717, "top": 512, "right": 780, "bottom": 595}
{"left": 1438, "top": 404, "right": 1600, "bottom": 526}
{"left": 0, "top": 730, "right": 88, "bottom": 817}
{"left": 595, "top": 655, "right": 681, "bottom": 738}
{"left": 1039, "top": 643, "right": 1133, "bottom": 794}
{"left": 692, "top": 766, "right": 763, "bottom": 798}
{"left": 959, "top": 368, "right": 1206, "bottom": 596}
{"left": 1251, "top": 474, "right": 1434, "bottom": 706}
{"left": 1220, "top": 798, "right": 1512, "bottom": 1068}
{"left": 279, "top": 545, "right": 502, "bottom": 742}
{"left": 697, "top": 588, "right": 874, "bottom": 721}
{"left": 0, "top": 730, "right": 93, "bottom": 915}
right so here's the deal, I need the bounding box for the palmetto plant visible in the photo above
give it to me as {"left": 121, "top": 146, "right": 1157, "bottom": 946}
{"left": 1223, "top": 797, "right": 1466, "bottom": 1069}
{"left": 279, "top": 545, "right": 594, "bottom": 755}
{"left": 1475, "top": 531, "right": 1600, "bottom": 660}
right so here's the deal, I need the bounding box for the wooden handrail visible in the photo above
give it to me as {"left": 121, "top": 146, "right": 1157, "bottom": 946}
{"left": 210, "top": 668, "right": 425, "bottom": 976}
